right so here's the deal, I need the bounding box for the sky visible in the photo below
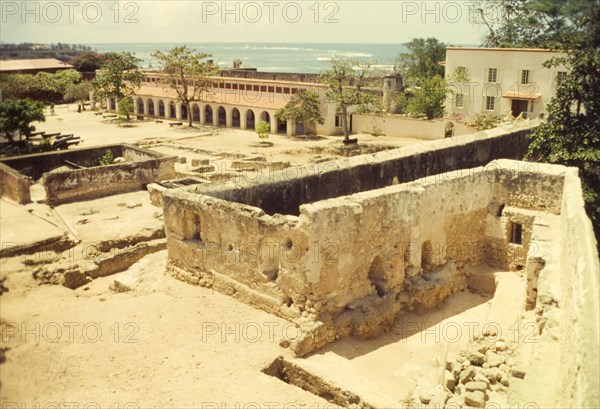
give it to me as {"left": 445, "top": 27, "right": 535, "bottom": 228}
{"left": 0, "top": 0, "right": 490, "bottom": 44}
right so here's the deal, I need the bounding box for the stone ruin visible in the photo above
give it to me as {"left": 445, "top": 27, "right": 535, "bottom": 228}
{"left": 0, "top": 143, "right": 176, "bottom": 205}
{"left": 157, "top": 125, "right": 598, "bottom": 407}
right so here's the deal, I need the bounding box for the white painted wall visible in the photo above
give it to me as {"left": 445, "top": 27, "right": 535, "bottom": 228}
{"left": 445, "top": 48, "right": 568, "bottom": 122}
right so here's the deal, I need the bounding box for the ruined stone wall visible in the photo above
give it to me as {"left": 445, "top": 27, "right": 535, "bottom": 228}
{"left": 1, "top": 145, "right": 127, "bottom": 180}
{"left": 0, "top": 162, "right": 32, "bottom": 204}
{"left": 1, "top": 144, "right": 177, "bottom": 205}
{"left": 484, "top": 161, "right": 566, "bottom": 270}
{"left": 561, "top": 169, "right": 600, "bottom": 408}
{"left": 164, "top": 156, "right": 572, "bottom": 355}
{"left": 44, "top": 154, "right": 176, "bottom": 205}
{"left": 164, "top": 169, "right": 496, "bottom": 354}
{"left": 506, "top": 165, "right": 599, "bottom": 409}
{"left": 557, "top": 170, "right": 599, "bottom": 408}
{"left": 193, "top": 123, "right": 535, "bottom": 217}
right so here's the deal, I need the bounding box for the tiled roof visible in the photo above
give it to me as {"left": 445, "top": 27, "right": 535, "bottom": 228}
{"left": 0, "top": 58, "right": 73, "bottom": 72}
{"left": 135, "top": 85, "right": 296, "bottom": 110}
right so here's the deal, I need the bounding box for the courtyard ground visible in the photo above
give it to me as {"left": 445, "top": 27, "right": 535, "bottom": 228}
{"left": 1, "top": 105, "right": 536, "bottom": 407}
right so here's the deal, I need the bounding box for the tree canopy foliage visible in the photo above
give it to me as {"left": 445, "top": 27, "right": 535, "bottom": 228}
{"left": 391, "top": 38, "right": 448, "bottom": 119}
{"left": 0, "top": 69, "right": 82, "bottom": 103}
{"left": 92, "top": 52, "right": 144, "bottom": 119}
{"left": 151, "top": 46, "right": 220, "bottom": 127}
{"left": 395, "top": 37, "right": 446, "bottom": 84}
{"left": 406, "top": 76, "right": 447, "bottom": 120}
{"left": 477, "top": 0, "right": 600, "bottom": 240}
{"left": 69, "top": 52, "right": 107, "bottom": 72}
{"left": 276, "top": 89, "right": 324, "bottom": 135}
{"left": 476, "top": 0, "right": 597, "bottom": 48}
{"left": 0, "top": 98, "right": 45, "bottom": 142}
{"left": 322, "top": 57, "right": 375, "bottom": 142}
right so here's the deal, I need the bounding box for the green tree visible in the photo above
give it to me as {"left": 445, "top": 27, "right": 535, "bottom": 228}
{"left": 92, "top": 52, "right": 144, "bottom": 120}
{"left": 405, "top": 76, "right": 447, "bottom": 120}
{"left": 64, "top": 81, "right": 91, "bottom": 108}
{"left": 0, "top": 69, "right": 81, "bottom": 103}
{"left": 322, "top": 57, "right": 375, "bottom": 143}
{"left": 151, "top": 46, "right": 220, "bottom": 127}
{"left": 117, "top": 98, "right": 134, "bottom": 123}
{"left": 276, "top": 89, "right": 324, "bottom": 136}
{"left": 0, "top": 99, "right": 45, "bottom": 142}
{"left": 256, "top": 119, "right": 270, "bottom": 141}
{"left": 69, "top": 52, "right": 106, "bottom": 72}
{"left": 475, "top": 0, "right": 595, "bottom": 48}
{"left": 477, "top": 0, "right": 600, "bottom": 240}
{"left": 524, "top": 3, "right": 600, "bottom": 238}
{"left": 395, "top": 38, "right": 446, "bottom": 84}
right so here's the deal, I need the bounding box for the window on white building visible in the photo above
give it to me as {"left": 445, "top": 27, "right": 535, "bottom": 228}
{"left": 455, "top": 93, "right": 464, "bottom": 108}
{"left": 487, "top": 68, "right": 498, "bottom": 83}
{"left": 485, "top": 96, "right": 496, "bottom": 111}
{"left": 335, "top": 115, "right": 342, "bottom": 127}
{"left": 521, "top": 70, "right": 531, "bottom": 84}
{"left": 556, "top": 71, "right": 568, "bottom": 87}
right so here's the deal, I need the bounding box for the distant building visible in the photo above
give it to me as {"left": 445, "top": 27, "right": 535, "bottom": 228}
{"left": 0, "top": 58, "right": 73, "bottom": 75}
{"left": 445, "top": 47, "right": 568, "bottom": 120}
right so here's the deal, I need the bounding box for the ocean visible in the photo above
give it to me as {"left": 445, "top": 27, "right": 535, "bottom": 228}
{"left": 90, "top": 42, "right": 408, "bottom": 73}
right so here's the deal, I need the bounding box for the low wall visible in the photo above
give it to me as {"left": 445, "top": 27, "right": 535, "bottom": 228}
{"left": 0, "top": 144, "right": 177, "bottom": 205}
{"left": 1, "top": 145, "right": 128, "bottom": 180}
{"left": 0, "top": 162, "right": 32, "bottom": 204}
{"left": 43, "top": 146, "right": 176, "bottom": 205}
{"left": 194, "top": 122, "right": 535, "bottom": 216}
{"left": 558, "top": 170, "right": 599, "bottom": 407}
{"left": 352, "top": 114, "right": 476, "bottom": 140}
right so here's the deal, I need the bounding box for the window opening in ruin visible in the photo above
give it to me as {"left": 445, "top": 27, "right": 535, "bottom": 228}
{"left": 510, "top": 222, "right": 522, "bottom": 245}
{"left": 187, "top": 214, "right": 201, "bottom": 241}
{"left": 368, "top": 256, "right": 388, "bottom": 297}
{"left": 496, "top": 203, "right": 505, "bottom": 217}
{"left": 421, "top": 240, "right": 433, "bottom": 270}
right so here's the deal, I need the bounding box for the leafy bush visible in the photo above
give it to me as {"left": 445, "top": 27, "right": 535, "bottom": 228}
{"left": 466, "top": 112, "right": 503, "bottom": 131}
{"left": 256, "top": 119, "right": 270, "bottom": 141}
{"left": 98, "top": 149, "right": 114, "bottom": 166}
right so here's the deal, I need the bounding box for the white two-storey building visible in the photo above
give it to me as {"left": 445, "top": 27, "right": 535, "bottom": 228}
{"left": 445, "top": 47, "right": 568, "bottom": 120}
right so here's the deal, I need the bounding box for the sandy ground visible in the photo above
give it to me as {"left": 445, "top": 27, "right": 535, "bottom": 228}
{"left": 0, "top": 105, "right": 528, "bottom": 407}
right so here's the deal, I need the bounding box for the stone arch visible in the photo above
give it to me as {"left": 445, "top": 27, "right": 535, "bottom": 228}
{"left": 205, "top": 105, "right": 213, "bottom": 124}
{"left": 246, "top": 109, "right": 256, "bottom": 129}
{"left": 169, "top": 101, "right": 176, "bottom": 119}
{"left": 192, "top": 104, "right": 200, "bottom": 122}
{"left": 158, "top": 100, "right": 165, "bottom": 117}
{"left": 181, "top": 103, "right": 188, "bottom": 120}
{"left": 218, "top": 106, "right": 227, "bottom": 126}
{"left": 147, "top": 99, "right": 155, "bottom": 116}
{"left": 231, "top": 107, "right": 241, "bottom": 128}
{"left": 295, "top": 122, "right": 306, "bottom": 136}
{"left": 260, "top": 111, "right": 270, "bottom": 123}
{"left": 276, "top": 118, "right": 287, "bottom": 135}
{"left": 136, "top": 98, "right": 144, "bottom": 115}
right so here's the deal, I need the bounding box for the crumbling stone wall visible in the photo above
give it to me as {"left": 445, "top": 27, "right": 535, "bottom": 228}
{"left": 193, "top": 123, "right": 534, "bottom": 217}
{"left": 163, "top": 157, "right": 568, "bottom": 356}
{"left": 0, "top": 162, "right": 32, "bottom": 204}
{"left": 0, "top": 144, "right": 177, "bottom": 205}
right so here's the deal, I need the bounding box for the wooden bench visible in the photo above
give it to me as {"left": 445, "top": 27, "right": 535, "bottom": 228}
{"left": 169, "top": 122, "right": 183, "bottom": 127}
